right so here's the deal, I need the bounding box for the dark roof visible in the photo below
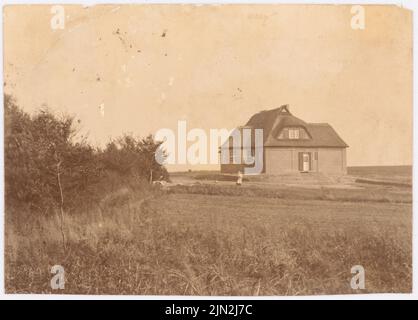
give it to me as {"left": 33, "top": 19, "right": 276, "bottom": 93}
{"left": 240, "top": 105, "right": 348, "bottom": 148}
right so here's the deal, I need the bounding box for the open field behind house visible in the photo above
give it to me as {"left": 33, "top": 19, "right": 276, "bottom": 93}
{"left": 5, "top": 166, "right": 412, "bottom": 295}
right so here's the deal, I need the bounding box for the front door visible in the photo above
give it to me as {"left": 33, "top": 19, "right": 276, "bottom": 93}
{"left": 298, "top": 152, "right": 311, "bottom": 172}
{"left": 303, "top": 153, "right": 310, "bottom": 172}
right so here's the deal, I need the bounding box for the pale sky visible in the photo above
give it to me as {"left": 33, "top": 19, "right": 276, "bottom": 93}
{"left": 3, "top": 4, "right": 413, "bottom": 170}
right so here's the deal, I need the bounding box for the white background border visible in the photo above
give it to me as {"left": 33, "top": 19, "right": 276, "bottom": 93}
{"left": 0, "top": 0, "right": 416, "bottom": 300}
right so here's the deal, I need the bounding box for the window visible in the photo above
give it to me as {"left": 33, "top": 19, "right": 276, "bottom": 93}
{"left": 228, "top": 148, "right": 241, "bottom": 164}
{"left": 278, "top": 127, "right": 310, "bottom": 140}
{"left": 278, "top": 128, "right": 288, "bottom": 139}
{"left": 289, "top": 128, "right": 300, "bottom": 139}
{"left": 229, "top": 149, "right": 234, "bottom": 163}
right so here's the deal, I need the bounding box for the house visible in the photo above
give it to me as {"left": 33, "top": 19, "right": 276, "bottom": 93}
{"left": 220, "top": 105, "right": 348, "bottom": 175}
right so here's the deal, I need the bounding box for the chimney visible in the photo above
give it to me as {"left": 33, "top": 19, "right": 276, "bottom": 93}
{"left": 279, "top": 104, "right": 290, "bottom": 114}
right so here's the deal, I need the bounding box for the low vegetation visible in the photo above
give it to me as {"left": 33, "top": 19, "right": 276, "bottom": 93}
{"left": 6, "top": 188, "right": 412, "bottom": 295}
{"left": 171, "top": 183, "right": 411, "bottom": 204}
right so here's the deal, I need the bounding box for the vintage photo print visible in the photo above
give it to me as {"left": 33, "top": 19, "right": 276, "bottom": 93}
{"left": 3, "top": 3, "right": 413, "bottom": 296}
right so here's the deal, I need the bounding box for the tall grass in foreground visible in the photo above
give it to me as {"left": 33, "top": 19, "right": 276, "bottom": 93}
{"left": 5, "top": 186, "right": 411, "bottom": 295}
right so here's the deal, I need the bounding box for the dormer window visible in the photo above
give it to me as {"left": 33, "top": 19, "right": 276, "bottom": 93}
{"left": 289, "top": 128, "right": 300, "bottom": 139}
{"left": 278, "top": 127, "right": 310, "bottom": 140}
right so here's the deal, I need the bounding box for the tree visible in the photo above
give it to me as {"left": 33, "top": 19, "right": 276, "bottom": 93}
{"left": 4, "top": 95, "right": 101, "bottom": 215}
{"left": 101, "top": 134, "right": 169, "bottom": 182}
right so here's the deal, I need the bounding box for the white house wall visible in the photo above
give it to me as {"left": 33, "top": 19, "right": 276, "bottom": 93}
{"left": 265, "top": 147, "right": 346, "bottom": 174}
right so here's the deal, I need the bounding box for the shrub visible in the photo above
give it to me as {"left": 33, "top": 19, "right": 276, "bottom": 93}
{"left": 4, "top": 94, "right": 168, "bottom": 216}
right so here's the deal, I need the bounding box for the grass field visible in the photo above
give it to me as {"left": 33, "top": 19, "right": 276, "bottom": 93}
{"left": 5, "top": 166, "right": 412, "bottom": 295}
{"left": 347, "top": 165, "right": 412, "bottom": 181}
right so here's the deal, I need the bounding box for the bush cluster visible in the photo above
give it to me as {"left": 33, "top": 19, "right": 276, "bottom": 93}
{"left": 4, "top": 94, "right": 168, "bottom": 215}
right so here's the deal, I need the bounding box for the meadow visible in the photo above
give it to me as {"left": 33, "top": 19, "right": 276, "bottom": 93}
{"left": 5, "top": 166, "right": 412, "bottom": 295}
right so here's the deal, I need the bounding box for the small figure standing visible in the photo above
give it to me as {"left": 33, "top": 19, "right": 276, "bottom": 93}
{"left": 236, "top": 170, "right": 243, "bottom": 186}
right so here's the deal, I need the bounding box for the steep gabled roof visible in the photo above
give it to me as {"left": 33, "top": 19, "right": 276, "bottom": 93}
{"left": 244, "top": 105, "right": 348, "bottom": 148}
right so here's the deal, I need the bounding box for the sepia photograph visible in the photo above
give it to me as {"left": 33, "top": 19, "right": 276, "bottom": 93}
{"left": 2, "top": 3, "right": 413, "bottom": 297}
